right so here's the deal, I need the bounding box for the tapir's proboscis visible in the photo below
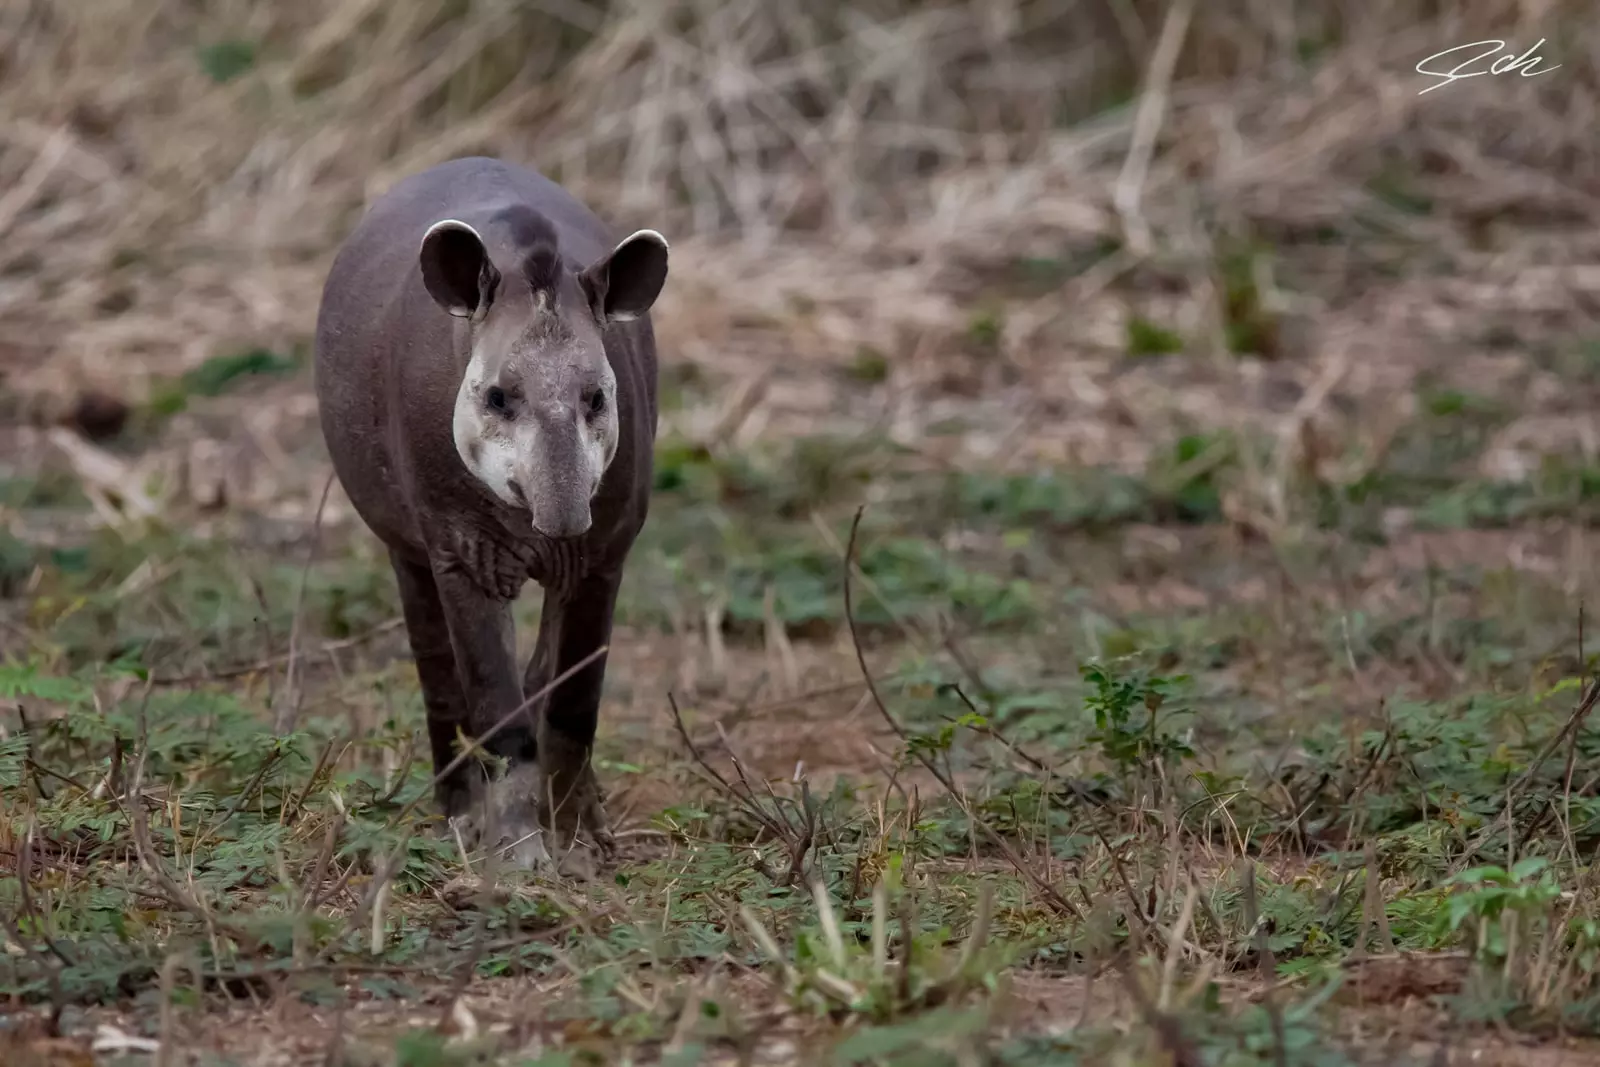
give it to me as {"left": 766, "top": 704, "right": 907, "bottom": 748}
{"left": 313, "top": 156, "right": 668, "bottom": 876}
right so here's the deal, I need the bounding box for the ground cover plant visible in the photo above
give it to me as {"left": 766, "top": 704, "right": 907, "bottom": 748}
{"left": 6, "top": 1, "right": 1600, "bottom": 1064}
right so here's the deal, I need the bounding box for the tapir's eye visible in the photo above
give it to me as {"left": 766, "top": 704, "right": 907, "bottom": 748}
{"left": 586, "top": 389, "right": 607, "bottom": 418}
{"left": 486, "top": 386, "right": 508, "bottom": 414}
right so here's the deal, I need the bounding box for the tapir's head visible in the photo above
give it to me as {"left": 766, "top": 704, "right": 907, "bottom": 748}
{"left": 417, "top": 207, "right": 668, "bottom": 539}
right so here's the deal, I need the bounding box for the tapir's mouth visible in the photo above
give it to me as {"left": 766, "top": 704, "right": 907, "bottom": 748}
{"left": 531, "top": 513, "right": 593, "bottom": 540}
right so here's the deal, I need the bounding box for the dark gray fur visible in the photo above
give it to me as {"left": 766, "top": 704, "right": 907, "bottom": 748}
{"left": 312, "top": 156, "right": 666, "bottom": 866}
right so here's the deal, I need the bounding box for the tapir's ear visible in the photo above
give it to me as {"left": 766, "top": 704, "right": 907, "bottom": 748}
{"left": 579, "top": 229, "right": 669, "bottom": 324}
{"left": 419, "top": 219, "right": 499, "bottom": 319}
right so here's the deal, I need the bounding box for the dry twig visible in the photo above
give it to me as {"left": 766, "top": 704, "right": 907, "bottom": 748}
{"left": 841, "top": 505, "right": 1080, "bottom": 920}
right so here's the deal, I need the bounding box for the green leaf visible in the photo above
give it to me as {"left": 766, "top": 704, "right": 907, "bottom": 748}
{"left": 1509, "top": 856, "right": 1551, "bottom": 882}
{"left": 196, "top": 40, "right": 257, "bottom": 84}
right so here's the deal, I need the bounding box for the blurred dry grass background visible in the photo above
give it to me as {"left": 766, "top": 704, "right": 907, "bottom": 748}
{"left": 3, "top": 0, "right": 1599, "bottom": 538}
{"left": 9, "top": 5, "right": 1600, "bottom": 1061}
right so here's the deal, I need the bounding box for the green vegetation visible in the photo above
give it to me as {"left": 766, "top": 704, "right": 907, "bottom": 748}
{"left": 7, "top": 0, "right": 1600, "bottom": 1062}
{"left": 7, "top": 405, "right": 1600, "bottom": 1063}
{"left": 1125, "top": 315, "right": 1186, "bottom": 358}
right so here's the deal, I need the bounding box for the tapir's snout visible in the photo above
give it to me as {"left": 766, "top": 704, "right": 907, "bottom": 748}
{"left": 531, "top": 506, "right": 592, "bottom": 540}
{"left": 518, "top": 412, "right": 595, "bottom": 540}
{"left": 519, "top": 470, "right": 593, "bottom": 539}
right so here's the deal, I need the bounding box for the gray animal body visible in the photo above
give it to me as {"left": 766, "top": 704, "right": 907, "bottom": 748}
{"left": 313, "top": 156, "right": 669, "bottom": 871}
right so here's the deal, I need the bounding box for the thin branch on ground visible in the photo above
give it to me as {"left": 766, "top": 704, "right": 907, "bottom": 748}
{"left": 323, "top": 645, "right": 609, "bottom": 962}
{"left": 668, "top": 692, "right": 817, "bottom": 885}
{"left": 841, "top": 504, "right": 1081, "bottom": 921}
{"left": 275, "top": 469, "right": 336, "bottom": 735}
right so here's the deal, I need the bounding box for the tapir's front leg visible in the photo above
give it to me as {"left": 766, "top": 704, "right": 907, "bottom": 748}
{"left": 388, "top": 550, "right": 476, "bottom": 818}
{"left": 524, "top": 569, "right": 622, "bottom": 875}
{"left": 431, "top": 563, "right": 548, "bottom": 870}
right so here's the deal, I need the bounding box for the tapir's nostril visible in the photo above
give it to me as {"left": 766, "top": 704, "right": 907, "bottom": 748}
{"left": 535, "top": 511, "right": 592, "bottom": 539}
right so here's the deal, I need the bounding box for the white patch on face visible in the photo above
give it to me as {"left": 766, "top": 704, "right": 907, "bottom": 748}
{"left": 453, "top": 341, "right": 528, "bottom": 508}
{"left": 585, "top": 359, "right": 621, "bottom": 496}
{"left": 453, "top": 327, "right": 622, "bottom": 522}
{"left": 582, "top": 433, "right": 608, "bottom": 497}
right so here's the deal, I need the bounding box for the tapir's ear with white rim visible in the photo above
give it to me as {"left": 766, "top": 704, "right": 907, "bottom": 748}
{"left": 578, "top": 229, "right": 669, "bottom": 324}
{"left": 419, "top": 219, "right": 500, "bottom": 319}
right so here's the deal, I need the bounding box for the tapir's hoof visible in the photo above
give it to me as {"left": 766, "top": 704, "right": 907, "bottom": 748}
{"left": 538, "top": 764, "right": 616, "bottom": 881}
{"left": 488, "top": 761, "right": 553, "bottom": 870}
{"left": 543, "top": 831, "right": 611, "bottom": 882}
{"left": 547, "top": 838, "right": 601, "bottom": 881}
{"left": 449, "top": 759, "right": 618, "bottom": 880}
{"left": 445, "top": 762, "right": 556, "bottom": 874}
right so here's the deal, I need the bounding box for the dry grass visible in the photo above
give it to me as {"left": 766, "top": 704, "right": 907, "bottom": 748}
{"left": 7, "top": 1, "right": 1600, "bottom": 1065}
{"left": 4, "top": 0, "right": 1598, "bottom": 463}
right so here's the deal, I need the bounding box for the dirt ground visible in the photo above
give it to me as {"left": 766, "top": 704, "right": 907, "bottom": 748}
{"left": 9, "top": 2, "right": 1600, "bottom": 1065}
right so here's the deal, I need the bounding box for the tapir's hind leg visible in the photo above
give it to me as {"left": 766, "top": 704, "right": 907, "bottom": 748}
{"left": 524, "top": 570, "right": 622, "bottom": 875}
{"left": 389, "top": 550, "right": 480, "bottom": 818}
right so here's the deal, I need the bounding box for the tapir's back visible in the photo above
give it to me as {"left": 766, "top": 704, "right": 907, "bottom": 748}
{"left": 313, "top": 157, "right": 652, "bottom": 559}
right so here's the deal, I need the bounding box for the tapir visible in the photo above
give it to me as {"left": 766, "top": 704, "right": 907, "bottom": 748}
{"left": 312, "top": 156, "right": 668, "bottom": 873}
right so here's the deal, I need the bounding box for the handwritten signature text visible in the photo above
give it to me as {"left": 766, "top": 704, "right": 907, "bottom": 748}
{"left": 1415, "top": 39, "right": 1560, "bottom": 95}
